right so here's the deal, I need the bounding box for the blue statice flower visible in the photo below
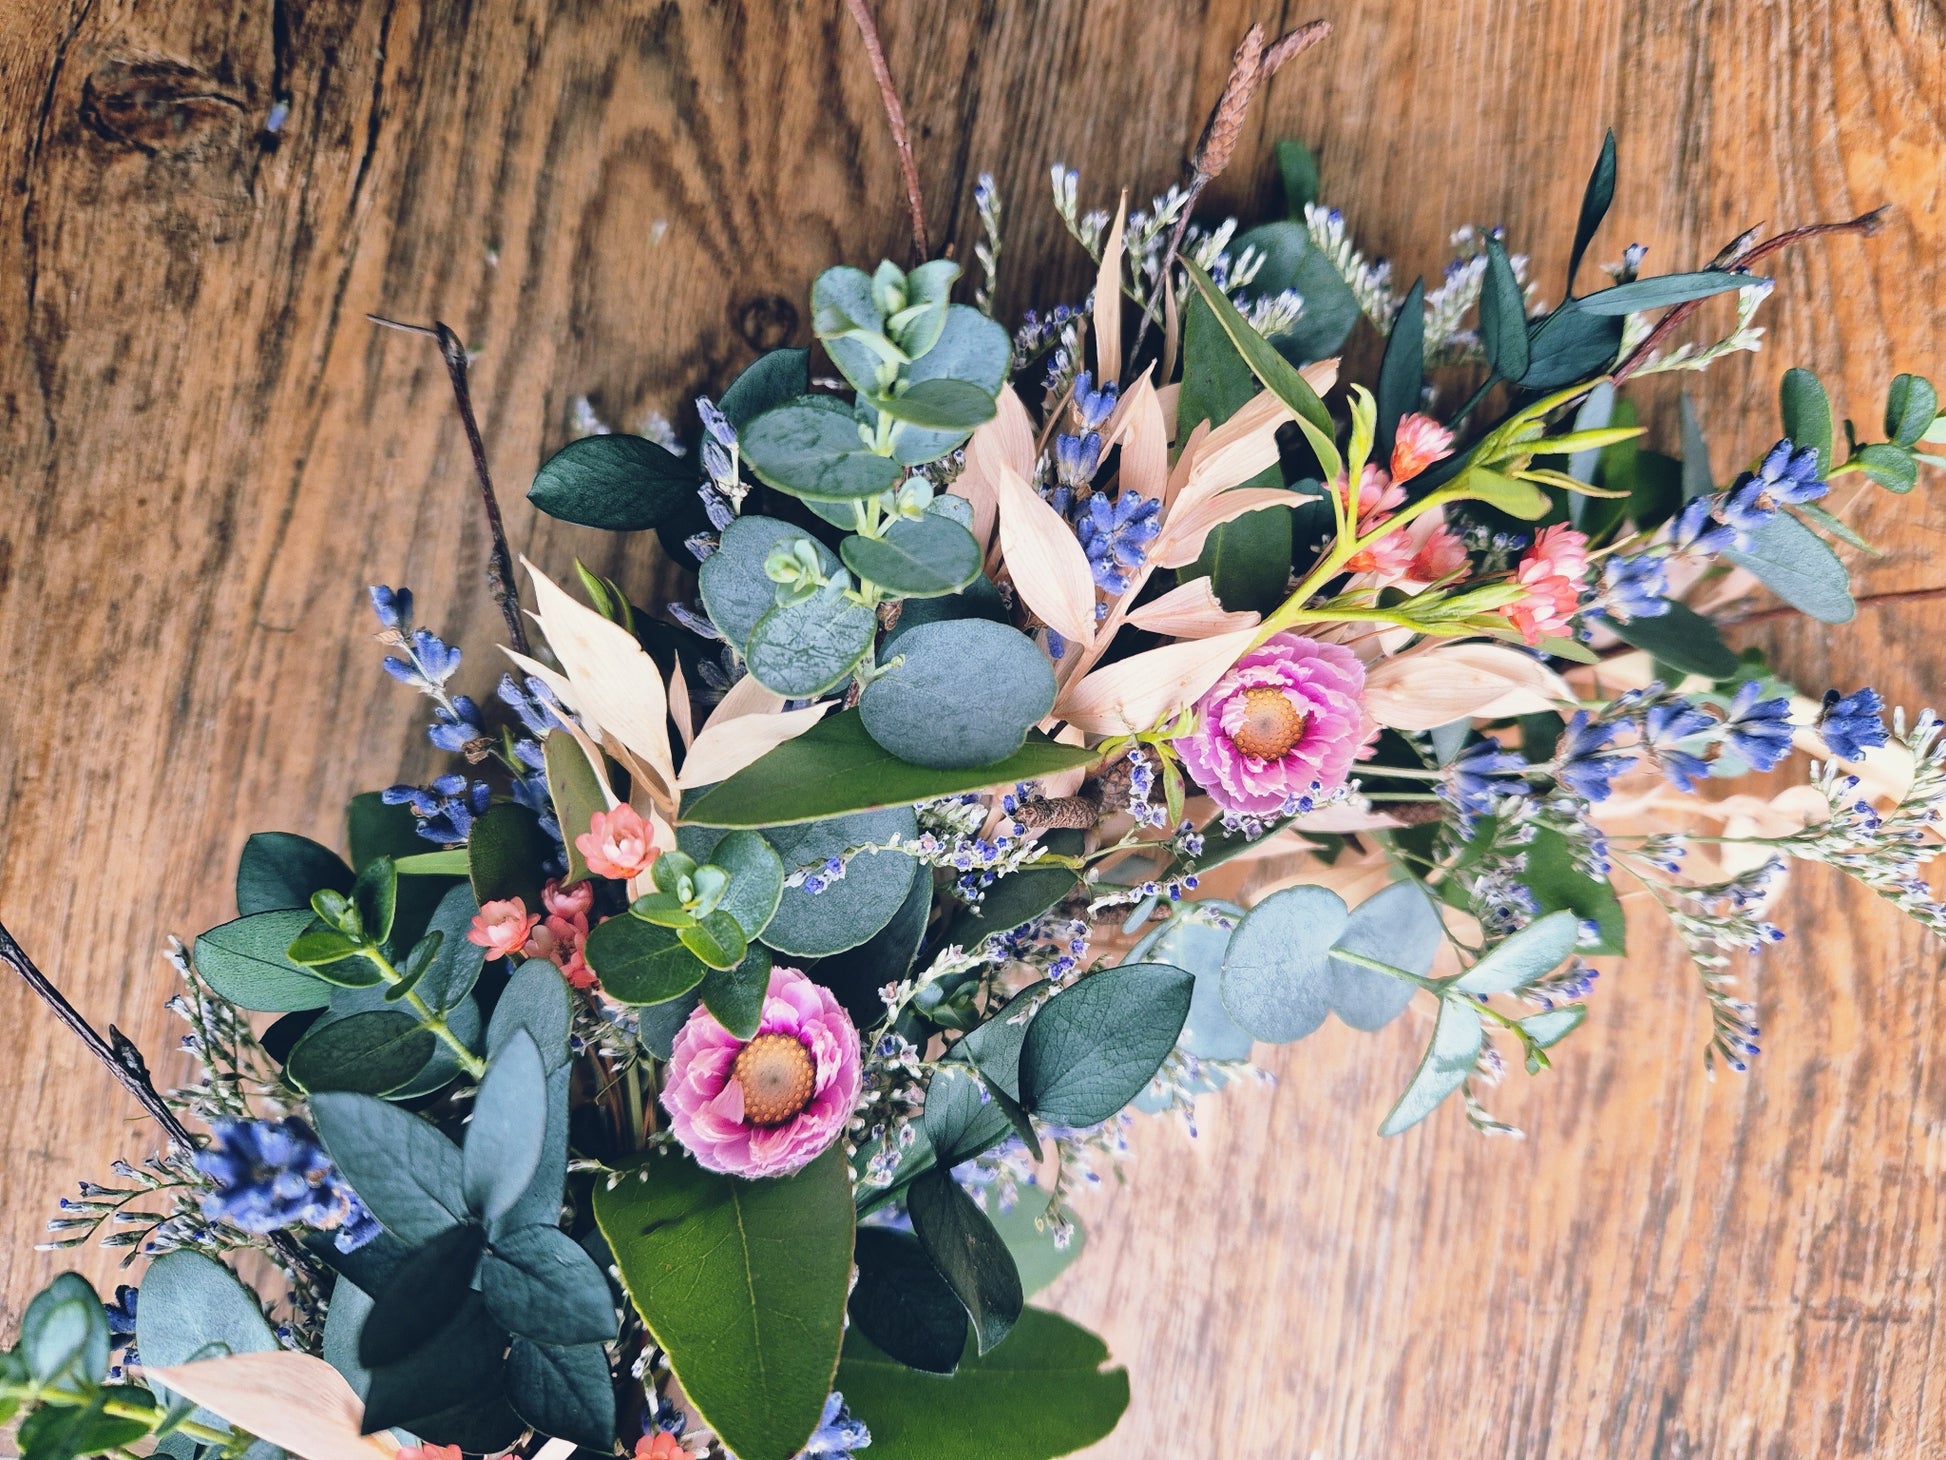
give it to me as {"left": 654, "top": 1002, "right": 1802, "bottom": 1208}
{"left": 1670, "top": 496, "right": 1741, "bottom": 558}
{"left": 1719, "top": 681, "right": 1795, "bottom": 771}
{"left": 194, "top": 1118, "right": 377, "bottom": 1251}
{"left": 797, "top": 1391, "right": 871, "bottom": 1458}
{"left": 1595, "top": 552, "right": 1669, "bottom": 623}
{"left": 1641, "top": 699, "right": 1715, "bottom": 792}
{"left": 428, "top": 694, "right": 487, "bottom": 754}
{"left": 384, "top": 774, "right": 492, "bottom": 845}
{"left": 1076, "top": 492, "right": 1161, "bottom": 592}
{"left": 1071, "top": 370, "right": 1119, "bottom": 431}
{"left": 1553, "top": 712, "right": 1637, "bottom": 802}
{"left": 1720, "top": 439, "right": 1827, "bottom": 531}
{"left": 1053, "top": 430, "right": 1102, "bottom": 489}
{"left": 1441, "top": 736, "right": 1532, "bottom": 835}
{"left": 103, "top": 1283, "right": 139, "bottom": 1376}
{"left": 1818, "top": 687, "right": 1889, "bottom": 761}
{"left": 368, "top": 584, "right": 413, "bottom": 630}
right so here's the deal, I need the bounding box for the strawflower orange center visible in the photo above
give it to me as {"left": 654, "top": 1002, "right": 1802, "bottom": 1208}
{"left": 734, "top": 1033, "right": 817, "bottom": 1126}
{"left": 1233, "top": 687, "right": 1307, "bottom": 760}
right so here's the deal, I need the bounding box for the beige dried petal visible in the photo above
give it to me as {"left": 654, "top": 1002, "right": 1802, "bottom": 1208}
{"left": 1055, "top": 627, "right": 1257, "bottom": 734}
{"left": 703, "top": 671, "right": 788, "bottom": 732}
{"left": 958, "top": 385, "right": 1038, "bottom": 556}
{"left": 1102, "top": 372, "right": 1168, "bottom": 504}
{"left": 993, "top": 461, "right": 1099, "bottom": 645}
{"left": 1094, "top": 193, "right": 1127, "bottom": 386}
{"left": 668, "top": 654, "right": 695, "bottom": 751}
{"left": 1126, "top": 576, "right": 1262, "bottom": 637}
{"left": 677, "top": 702, "right": 834, "bottom": 789}
{"left": 1155, "top": 381, "right": 1180, "bottom": 441}
{"left": 146, "top": 1354, "right": 399, "bottom": 1460}
{"left": 1165, "top": 420, "right": 1212, "bottom": 507}
{"left": 1362, "top": 641, "right": 1572, "bottom": 730}
{"left": 1152, "top": 486, "right": 1312, "bottom": 570}
{"left": 1175, "top": 388, "right": 1294, "bottom": 513}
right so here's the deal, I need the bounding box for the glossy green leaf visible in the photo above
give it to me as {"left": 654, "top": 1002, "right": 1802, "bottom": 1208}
{"left": 236, "top": 832, "right": 353, "bottom": 915}
{"left": 745, "top": 586, "right": 878, "bottom": 697}
{"left": 1886, "top": 374, "right": 1939, "bottom": 448}
{"left": 1018, "top": 963, "right": 1193, "bottom": 1125}
{"left": 710, "top": 829, "right": 786, "bottom": 939}
{"left": 1780, "top": 367, "right": 1834, "bottom": 476}
{"left": 1723, "top": 509, "right": 1855, "bottom": 623}
{"left": 1610, "top": 599, "right": 1741, "bottom": 679}
{"left": 849, "top": 1227, "right": 968, "bottom": 1375}
{"left": 696, "top": 943, "right": 774, "bottom": 1040}
{"left": 835, "top": 1307, "right": 1129, "bottom": 1460}
{"left": 1220, "top": 885, "right": 1351, "bottom": 1042}
{"left": 1479, "top": 236, "right": 1529, "bottom": 382}
{"left": 1326, "top": 880, "right": 1442, "bottom": 1031}
{"left": 585, "top": 915, "right": 709, "bottom": 1004}
{"left": 1567, "top": 129, "right": 1616, "bottom": 294}
{"left": 595, "top": 1148, "right": 855, "bottom": 1460}
{"left": 311, "top": 1091, "right": 467, "bottom": 1244}
{"left": 1571, "top": 270, "right": 1766, "bottom": 315}
{"left": 464, "top": 1030, "right": 547, "bottom": 1224}
{"left": 482, "top": 1223, "right": 617, "bottom": 1347}
{"left": 1377, "top": 995, "right": 1484, "bottom": 1136}
{"left": 528, "top": 433, "right": 693, "bottom": 531}
{"left": 1190, "top": 503, "right": 1294, "bottom": 616}
{"left": 286, "top": 1008, "right": 435, "bottom": 1096}
{"left": 683, "top": 711, "right": 1095, "bottom": 828}
{"left": 467, "top": 803, "right": 550, "bottom": 915}
{"left": 1857, "top": 442, "right": 1920, "bottom": 493}
{"left": 841, "top": 513, "right": 982, "bottom": 598}
{"left": 907, "top": 1170, "right": 1022, "bottom": 1354}
{"left": 861, "top": 619, "right": 1055, "bottom": 769}
{"left": 742, "top": 398, "right": 903, "bottom": 501}
{"left": 193, "top": 909, "right": 332, "bottom": 1012}
{"left": 721, "top": 348, "right": 811, "bottom": 429}
{"left": 677, "top": 909, "right": 749, "bottom": 970}
{"left": 1453, "top": 909, "right": 1579, "bottom": 994}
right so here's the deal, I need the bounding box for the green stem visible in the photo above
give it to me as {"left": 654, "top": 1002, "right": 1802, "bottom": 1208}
{"left": 25, "top": 1387, "right": 235, "bottom": 1448}
{"left": 1328, "top": 947, "right": 1446, "bottom": 993}
{"left": 361, "top": 947, "right": 487, "bottom": 1078}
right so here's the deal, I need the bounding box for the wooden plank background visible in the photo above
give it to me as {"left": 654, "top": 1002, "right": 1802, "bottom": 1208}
{"left": 2, "top": 1, "right": 1943, "bottom": 1454}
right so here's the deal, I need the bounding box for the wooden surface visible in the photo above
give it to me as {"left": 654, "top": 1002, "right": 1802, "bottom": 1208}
{"left": 3, "top": 1, "right": 1944, "bottom": 1454}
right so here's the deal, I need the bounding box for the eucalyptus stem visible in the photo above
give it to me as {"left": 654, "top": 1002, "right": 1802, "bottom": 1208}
{"left": 359, "top": 946, "right": 487, "bottom": 1078}
{"left": 24, "top": 1388, "right": 234, "bottom": 1448}
{"left": 1329, "top": 947, "right": 1445, "bottom": 992}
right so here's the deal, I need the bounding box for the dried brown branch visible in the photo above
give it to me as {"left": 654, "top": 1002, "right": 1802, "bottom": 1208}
{"left": 842, "top": 0, "right": 929, "bottom": 263}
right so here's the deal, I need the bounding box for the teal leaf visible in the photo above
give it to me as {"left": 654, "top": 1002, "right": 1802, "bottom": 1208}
{"left": 1230, "top": 221, "right": 1360, "bottom": 363}
{"left": 193, "top": 909, "right": 332, "bottom": 1012}
{"left": 481, "top": 1224, "right": 617, "bottom": 1347}
{"left": 485, "top": 958, "right": 573, "bottom": 1072}
{"left": 745, "top": 586, "right": 878, "bottom": 697}
{"left": 1275, "top": 138, "right": 1319, "bottom": 214}
{"left": 760, "top": 808, "right": 919, "bottom": 957}
{"left": 131, "top": 1253, "right": 276, "bottom": 1437}
{"left": 922, "top": 1064, "right": 1014, "bottom": 1169}
{"left": 584, "top": 914, "right": 709, "bottom": 1004}
{"left": 417, "top": 882, "right": 489, "bottom": 1013}
{"left": 1520, "top": 305, "right": 1624, "bottom": 391}
{"left": 1722, "top": 509, "right": 1855, "bottom": 623}
{"left": 907, "top": 1169, "right": 1022, "bottom": 1354}
{"left": 311, "top": 1091, "right": 468, "bottom": 1244}
{"left": 1220, "top": 885, "right": 1352, "bottom": 1042}
{"left": 849, "top": 1227, "right": 968, "bottom": 1375}
{"left": 840, "top": 513, "right": 983, "bottom": 598}
{"left": 1567, "top": 129, "right": 1617, "bottom": 294}
{"left": 710, "top": 829, "right": 786, "bottom": 940}
{"left": 1453, "top": 909, "right": 1579, "bottom": 994}
{"left": 876, "top": 377, "right": 998, "bottom": 431}
{"left": 236, "top": 832, "right": 353, "bottom": 915}
{"left": 683, "top": 710, "right": 1095, "bottom": 828}
{"left": 835, "top": 1307, "right": 1129, "bottom": 1460}
{"left": 741, "top": 397, "right": 903, "bottom": 501}
{"left": 1326, "top": 880, "right": 1443, "bottom": 1031}
{"left": 359, "top": 1223, "right": 487, "bottom": 1367}
{"left": 1017, "top": 963, "right": 1193, "bottom": 1125}
{"left": 720, "top": 348, "right": 811, "bottom": 429}
{"left": 1572, "top": 270, "right": 1766, "bottom": 315}
{"left": 1374, "top": 277, "right": 1425, "bottom": 463}
{"left": 1886, "top": 374, "right": 1939, "bottom": 448}
{"left": 1377, "top": 996, "right": 1484, "bottom": 1136}
{"left": 19, "top": 1274, "right": 109, "bottom": 1386}
{"left": 1780, "top": 367, "right": 1834, "bottom": 475}
{"left": 506, "top": 1339, "right": 616, "bottom": 1451}
{"left": 860, "top": 619, "right": 1055, "bottom": 769}
{"left": 956, "top": 862, "right": 1078, "bottom": 940}
{"left": 528, "top": 433, "right": 692, "bottom": 531}
{"left": 696, "top": 943, "right": 774, "bottom": 1040}
{"left": 595, "top": 1148, "right": 855, "bottom": 1460}
{"left": 1857, "top": 441, "right": 1920, "bottom": 493}
{"left": 698, "top": 516, "right": 844, "bottom": 651}
{"left": 1520, "top": 1005, "right": 1587, "bottom": 1048}
{"left": 360, "top": 1290, "right": 510, "bottom": 1439}
{"left": 285, "top": 1008, "right": 435, "bottom": 1097}
{"left": 467, "top": 803, "right": 551, "bottom": 914}
{"left": 1610, "top": 600, "right": 1741, "bottom": 679}
{"left": 464, "top": 1029, "right": 547, "bottom": 1224}
{"left": 1479, "top": 236, "right": 1529, "bottom": 382}
{"left": 677, "top": 909, "right": 749, "bottom": 971}
{"left": 1124, "top": 914, "right": 1252, "bottom": 1063}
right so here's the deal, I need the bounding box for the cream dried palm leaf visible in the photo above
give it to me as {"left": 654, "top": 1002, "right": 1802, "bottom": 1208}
{"left": 146, "top": 1354, "right": 398, "bottom": 1460}
{"left": 1362, "top": 640, "right": 1572, "bottom": 730}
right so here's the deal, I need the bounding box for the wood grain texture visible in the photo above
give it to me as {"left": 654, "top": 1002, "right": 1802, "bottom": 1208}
{"left": 1, "top": 1, "right": 1942, "bottom": 1455}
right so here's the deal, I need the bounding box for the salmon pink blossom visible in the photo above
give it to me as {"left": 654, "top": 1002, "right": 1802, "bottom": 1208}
{"left": 661, "top": 967, "right": 862, "bottom": 1178}
{"left": 1390, "top": 412, "right": 1455, "bottom": 482}
{"left": 525, "top": 878, "right": 598, "bottom": 989}
{"left": 1336, "top": 462, "right": 1406, "bottom": 528}
{"left": 1178, "top": 634, "right": 1371, "bottom": 818}
{"left": 1409, "top": 523, "right": 1469, "bottom": 581}
{"left": 576, "top": 805, "right": 659, "bottom": 881}
{"left": 466, "top": 898, "right": 539, "bottom": 960}
{"left": 635, "top": 1436, "right": 686, "bottom": 1460}
{"left": 1502, "top": 524, "right": 1589, "bottom": 645}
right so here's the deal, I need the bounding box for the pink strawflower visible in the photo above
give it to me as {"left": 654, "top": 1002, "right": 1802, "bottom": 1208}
{"left": 661, "top": 967, "right": 862, "bottom": 1179}
{"left": 576, "top": 805, "right": 659, "bottom": 881}
{"left": 1391, "top": 412, "right": 1455, "bottom": 482}
{"left": 467, "top": 898, "right": 539, "bottom": 960}
{"left": 1345, "top": 527, "right": 1416, "bottom": 577}
{"left": 1178, "top": 634, "right": 1371, "bottom": 818}
{"left": 1502, "top": 524, "right": 1590, "bottom": 645}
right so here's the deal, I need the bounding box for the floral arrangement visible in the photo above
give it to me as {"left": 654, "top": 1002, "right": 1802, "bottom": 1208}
{"left": 5, "top": 14, "right": 1945, "bottom": 1460}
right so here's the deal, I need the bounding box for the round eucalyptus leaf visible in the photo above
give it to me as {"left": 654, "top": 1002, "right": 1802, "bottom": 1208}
{"left": 1452, "top": 909, "right": 1579, "bottom": 995}
{"left": 880, "top": 575, "right": 1007, "bottom": 654}
{"left": 286, "top": 1008, "right": 437, "bottom": 1096}
{"left": 874, "top": 378, "right": 997, "bottom": 432}
{"left": 582, "top": 916, "right": 709, "bottom": 1005}
{"left": 697, "top": 516, "right": 841, "bottom": 651}
{"left": 841, "top": 514, "right": 982, "bottom": 599}
{"left": 1327, "top": 880, "right": 1444, "bottom": 1032}
{"left": 762, "top": 808, "right": 918, "bottom": 957}
{"left": 1220, "top": 885, "right": 1350, "bottom": 1043}
{"left": 741, "top": 397, "right": 903, "bottom": 502}
{"left": 860, "top": 620, "right": 1055, "bottom": 769}
{"left": 745, "top": 589, "right": 877, "bottom": 697}
{"left": 709, "top": 830, "right": 785, "bottom": 940}
{"left": 1129, "top": 912, "right": 1253, "bottom": 1062}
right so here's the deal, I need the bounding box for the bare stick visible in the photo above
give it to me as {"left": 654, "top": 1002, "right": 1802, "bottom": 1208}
{"left": 842, "top": 0, "right": 929, "bottom": 262}
{"left": 369, "top": 315, "right": 531, "bottom": 655}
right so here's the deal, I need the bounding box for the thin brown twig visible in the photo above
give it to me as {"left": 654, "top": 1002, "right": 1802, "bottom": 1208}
{"left": 369, "top": 315, "right": 531, "bottom": 655}
{"left": 841, "top": 0, "right": 929, "bottom": 263}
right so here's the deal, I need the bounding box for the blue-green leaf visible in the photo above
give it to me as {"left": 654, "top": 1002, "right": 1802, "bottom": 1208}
{"left": 1780, "top": 367, "right": 1834, "bottom": 476}
{"left": 1326, "top": 880, "right": 1442, "bottom": 1030}
{"left": 907, "top": 1170, "right": 1022, "bottom": 1354}
{"left": 236, "top": 832, "right": 353, "bottom": 916}
{"left": 860, "top": 619, "right": 1055, "bottom": 769}
{"left": 528, "top": 434, "right": 693, "bottom": 531}
{"left": 841, "top": 514, "right": 983, "bottom": 599}
{"left": 745, "top": 585, "right": 878, "bottom": 697}
{"left": 698, "top": 516, "right": 844, "bottom": 651}
{"left": 1220, "top": 886, "right": 1350, "bottom": 1042}
{"left": 1722, "top": 510, "right": 1855, "bottom": 623}
{"left": 1479, "top": 236, "right": 1529, "bottom": 382}
{"left": 311, "top": 1092, "right": 467, "bottom": 1244}
{"left": 1452, "top": 909, "right": 1579, "bottom": 994}
{"left": 1377, "top": 996, "right": 1483, "bottom": 1136}
{"left": 1572, "top": 270, "right": 1766, "bottom": 315}
{"left": 742, "top": 398, "right": 903, "bottom": 501}
{"left": 482, "top": 1224, "right": 617, "bottom": 1347}
{"left": 464, "top": 1030, "right": 547, "bottom": 1224}
{"left": 1017, "top": 963, "right": 1193, "bottom": 1125}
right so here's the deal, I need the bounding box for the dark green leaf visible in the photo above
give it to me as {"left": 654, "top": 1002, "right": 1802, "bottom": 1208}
{"left": 467, "top": 804, "right": 550, "bottom": 914}
{"left": 1275, "top": 138, "right": 1320, "bottom": 214}
{"left": 1723, "top": 509, "right": 1855, "bottom": 623}
{"left": 721, "top": 348, "right": 811, "bottom": 429}
{"left": 1610, "top": 600, "right": 1741, "bottom": 679}
{"left": 835, "top": 1308, "right": 1129, "bottom": 1460}
{"left": 193, "top": 909, "right": 332, "bottom": 1012}
{"left": 595, "top": 1148, "right": 855, "bottom": 1460}
{"left": 678, "top": 909, "right": 749, "bottom": 970}
{"left": 1567, "top": 129, "right": 1616, "bottom": 294}
{"left": 815, "top": 861, "right": 933, "bottom": 1029}
{"left": 698, "top": 515, "right": 845, "bottom": 651}
{"left": 1520, "top": 306, "right": 1624, "bottom": 391}
{"left": 1781, "top": 367, "right": 1835, "bottom": 476}
{"left": 876, "top": 378, "right": 997, "bottom": 432}
{"left": 841, "top": 514, "right": 983, "bottom": 599}
{"left": 1190, "top": 504, "right": 1295, "bottom": 616}
{"left": 1326, "top": 880, "right": 1442, "bottom": 1031}
{"left": 360, "top": 1291, "right": 508, "bottom": 1436}
{"left": 19, "top": 1393, "right": 153, "bottom": 1460}
{"left": 321, "top": 1277, "right": 373, "bottom": 1398}
{"left": 311, "top": 1091, "right": 468, "bottom": 1244}
{"left": 1573, "top": 271, "right": 1765, "bottom": 315}
{"left": 745, "top": 586, "right": 878, "bottom": 697}
{"left": 359, "top": 1223, "right": 487, "bottom": 1367}
{"left": 506, "top": 1339, "right": 616, "bottom": 1450}
{"left": 528, "top": 433, "right": 693, "bottom": 531}
{"left": 464, "top": 1029, "right": 548, "bottom": 1224}
{"left": 236, "top": 832, "right": 353, "bottom": 915}
{"left": 417, "top": 882, "right": 489, "bottom": 1013}
{"left": 482, "top": 1224, "right": 617, "bottom": 1346}
{"left": 20, "top": 1274, "right": 108, "bottom": 1386}
{"left": 710, "top": 829, "right": 786, "bottom": 940}
{"left": 742, "top": 398, "right": 903, "bottom": 501}
{"left": 861, "top": 619, "right": 1055, "bottom": 769}
{"left": 958, "top": 863, "right": 1077, "bottom": 937}
{"left": 1178, "top": 259, "right": 1336, "bottom": 440}
{"left": 286, "top": 1008, "right": 435, "bottom": 1096}
{"left": 1453, "top": 909, "right": 1579, "bottom": 994}
{"left": 1231, "top": 221, "right": 1361, "bottom": 364}
{"left": 1521, "top": 826, "right": 1626, "bottom": 955}
{"left": 696, "top": 943, "right": 774, "bottom": 1040}
{"left": 545, "top": 733, "right": 607, "bottom": 887}
{"left": 1378, "top": 995, "right": 1484, "bottom": 1136}
{"left": 348, "top": 791, "right": 426, "bottom": 871}
{"left": 1374, "top": 277, "right": 1425, "bottom": 464}
{"left": 907, "top": 1170, "right": 1022, "bottom": 1354}
{"left": 922, "top": 1064, "right": 1014, "bottom": 1169}
{"left": 1886, "top": 374, "right": 1939, "bottom": 448}
{"left": 486, "top": 958, "right": 573, "bottom": 1071}
{"left": 1220, "top": 885, "right": 1351, "bottom": 1042}
{"left": 849, "top": 1227, "right": 968, "bottom": 1375}
{"left": 683, "top": 711, "right": 1096, "bottom": 828}
{"left": 1017, "top": 963, "right": 1193, "bottom": 1125}
{"left": 1479, "top": 236, "right": 1529, "bottom": 383}
{"left": 585, "top": 911, "right": 709, "bottom": 1004}
{"left": 1857, "top": 441, "right": 1920, "bottom": 493}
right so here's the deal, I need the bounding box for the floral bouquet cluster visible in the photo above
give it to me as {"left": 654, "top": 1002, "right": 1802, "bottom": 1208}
{"left": 5, "top": 15, "right": 1945, "bottom": 1460}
